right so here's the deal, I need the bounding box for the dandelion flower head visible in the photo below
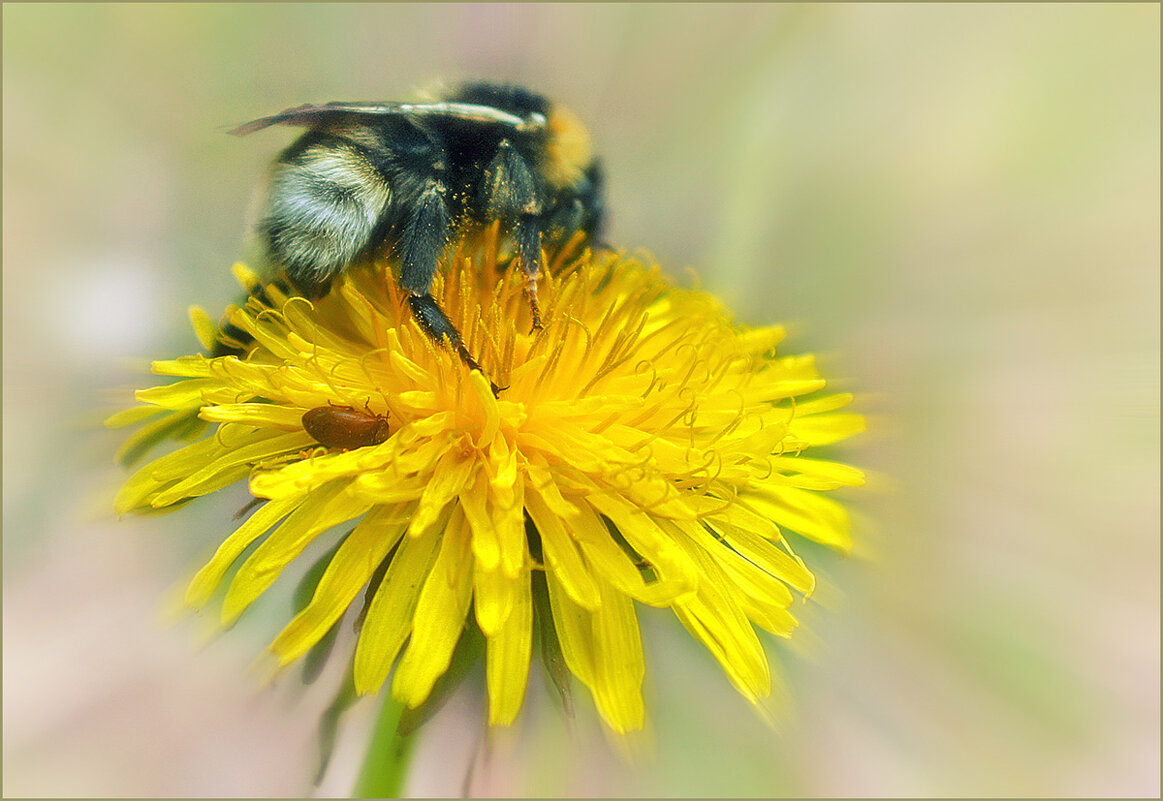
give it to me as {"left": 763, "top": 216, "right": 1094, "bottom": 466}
{"left": 112, "top": 239, "right": 865, "bottom": 734}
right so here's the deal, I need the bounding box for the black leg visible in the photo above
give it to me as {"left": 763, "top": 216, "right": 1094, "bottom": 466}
{"left": 407, "top": 295, "right": 504, "bottom": 395}
{"left": 477, "top": 139, "right": 546, "bottom": 333}
{"left": 397, "top": 180, "right": 503, "bottom": 394}
{"left": 479, "top": 140, "right": 540, "bottom": 218}
{"left": 397, "top": 181, "right": 451, "bottom": 296}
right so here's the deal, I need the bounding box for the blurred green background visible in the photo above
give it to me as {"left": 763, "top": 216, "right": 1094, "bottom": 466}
{"left": 4, "top": 3, "right": 1158, "bottom": 797}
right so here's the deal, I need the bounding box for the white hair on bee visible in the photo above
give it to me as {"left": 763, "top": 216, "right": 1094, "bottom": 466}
{"left": 262, "top": 144, "right": 390, "bottom": 285}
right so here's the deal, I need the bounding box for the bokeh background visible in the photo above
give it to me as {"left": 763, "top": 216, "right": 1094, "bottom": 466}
{"left": 4, "top": 3, "right": 1158, "bottom": 797}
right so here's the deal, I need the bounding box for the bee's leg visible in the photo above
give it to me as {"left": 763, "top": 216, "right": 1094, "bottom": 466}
{"left": 479, "top": 140, "right": 545, "bottom": 332}
{"left": 399, "top": 180, "right": 503, "bottom": 395}
{"left": 406, "top": 294, "right": 502, "bottom": 394}
{"left": 514, "top": 214, "right": 544, "bottom": 331}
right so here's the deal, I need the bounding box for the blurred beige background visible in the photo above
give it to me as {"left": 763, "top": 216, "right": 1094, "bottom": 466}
{"left": 4, "top": 3, "right": 1158, "bottom": 797}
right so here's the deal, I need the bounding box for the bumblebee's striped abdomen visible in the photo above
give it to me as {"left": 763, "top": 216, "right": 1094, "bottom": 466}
{"left": 260, "top": 133, "right": 391, "bottom": 298}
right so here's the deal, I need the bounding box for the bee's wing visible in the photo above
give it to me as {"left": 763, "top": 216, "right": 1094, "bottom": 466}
{"left": 229, "top": 101, "right": 539, "bottom": 137}
{"left": 228, "top": 102, "right": 412, "bottom": 136}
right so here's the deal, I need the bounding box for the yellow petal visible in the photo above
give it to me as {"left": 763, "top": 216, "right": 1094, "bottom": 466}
{"left": 185, "top": 495, "right": 303, "bottom": 609}
{"left": 492, "top": 476, "right": 526, "bottom": 579}
{"left": 526, "top": 489, "right": 600, "bottom": 611}
{"left": 352, "top": 521, "right": 441, "bottom": 695}
{"left": 255, "top": 446, "right": 399, "bottom": 500}
{"left": 270, "top": 505, "right": 406, "bottom": 663}
{"left": 222, "top": 481, "right": 369, "bottom": 624}
{"left": 661, "top": 519, "right": 797, "bottom": 611}
{"left": 188, "top": 305, "right": 219, "bottom": 351}
{"left": 586, "top": 494, "right": 699, "bottom": 598}
{"left": 671, "top": 537, "right": 771, "bottom": 703}
{"left": 388, "top": 344, "right": 432, "bottom": 385}
{"left": 392, "top": 512, "right": 475, "bottom": 708}
{"left": 115, "top": 435, "right": 224, "bottom": 515}
{"left": 230, "top": 261, "right": 260, "bottom": 290}
{"left": 736, "top": 325, "right": 786, "bottom": 354}
{"left": 544, "top": 566, "right": 596, "bottom": 688}
{"left": 164, "top": 355, "right": 238, "bottom": 380}
{"left": 151, "top": 431, "right": 312, "bottom": 507}
{"left": 467, "top": 370, "right": 501, "bottom": 448}
{"left": 487, "top": 435, "right": 518, "bottom": 495}
{"left": 407, "top": 449, "right": 475, "bottom": 538}
{"left": 473, "top": 564, "right": 517, "bottom": 637}
{"left": 737, "top": 592, "right": 799, "bottom": 639}
{"left": 768, "top": 456, "right": 866, "bottom": 489}
{"left": 700, "top": 520, "right": 816, "bottom": 596}
{"left": 485, "top": 561, "right": 532, "bottom": 726}
{"left": 569, "top": 503, "right": 690, "bottom": 607}
{"left": 790, "top": 412, "right": 866, "bottom": 446}
{"left": 135, "top": 378, "right": 226, "bottom": 409}
{"left": 461, "top": 468, "right": 500, "bottom": 571}
{"left": 793, "top": 392, "right": 854, "bottom": 416}
{"left": 199, "top": 403, "right": 306, "bottom": 429}
{"left": 589, "top": 579, "right": 645, "bottom": 733}
{"left": 525, "top": 455, "right": 579, "bottom": 518}
{"left": 112, "top": 409, "right": 207, "bottom": 466}
{"left": 740, "top": 487, "right": 854, "bottom": 552}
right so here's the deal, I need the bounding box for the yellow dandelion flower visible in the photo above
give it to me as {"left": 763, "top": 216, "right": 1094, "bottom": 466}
{"left": 112, "top": 240, "right": 864, "bottom": 734}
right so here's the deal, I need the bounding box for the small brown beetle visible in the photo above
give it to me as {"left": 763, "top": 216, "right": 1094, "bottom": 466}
{"left": 302, "top": 404, "right": 390, "bottom": 450}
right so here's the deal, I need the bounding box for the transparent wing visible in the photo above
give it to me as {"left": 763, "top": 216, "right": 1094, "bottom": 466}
{"left": 228, "top": 102, "right": 412, "bottom": 136}
{"left": 229, "top": 101, "right": 542, "bottom": 136}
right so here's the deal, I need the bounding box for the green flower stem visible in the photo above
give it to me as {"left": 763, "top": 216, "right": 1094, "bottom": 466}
{"left": 353, "top": 693, "right": 416, "bottom": 799}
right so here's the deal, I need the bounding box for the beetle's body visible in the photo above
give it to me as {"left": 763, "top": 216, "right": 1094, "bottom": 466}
{"left": 302, "top": 405, "right": 390, "bottom": 450}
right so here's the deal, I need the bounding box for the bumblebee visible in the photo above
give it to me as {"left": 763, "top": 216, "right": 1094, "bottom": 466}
{"left": 230, "top": 81, "right": 605, "bottom": 381}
